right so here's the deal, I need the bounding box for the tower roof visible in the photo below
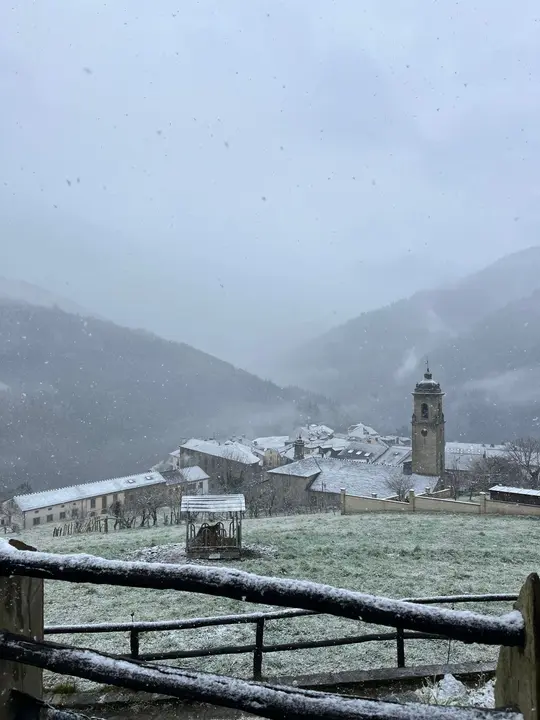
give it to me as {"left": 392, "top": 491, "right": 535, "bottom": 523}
{"left": 414, "top": 365, "right": 443, "bottom": 394}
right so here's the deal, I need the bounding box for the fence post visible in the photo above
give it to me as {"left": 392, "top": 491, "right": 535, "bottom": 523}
{"left": 130, "top": 629, "right": 140, "bottom": 659}
{"left": 495, "top": 572, "right": 540, "bottom": 719}
{"left": 0, "top": 540, "right": 43, "bottom": 720}
{"left": 340, "top": 488, "right": 346, "bottom": 515}
{"left": 479, "top": 492, "right": 487, "bottom": 515}
{"left": 253, "top": 619, "right": 265, "bottom": 680}
{"left": 396, "top": 626, "right": 405, "bottom": 668}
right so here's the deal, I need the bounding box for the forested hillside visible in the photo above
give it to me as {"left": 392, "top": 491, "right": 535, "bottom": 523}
{"left": 0, "top": 302, "right": 346, "bottom": 494}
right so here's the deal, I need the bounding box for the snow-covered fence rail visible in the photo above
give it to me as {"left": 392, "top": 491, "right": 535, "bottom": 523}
{"left": 0, "top": 545, "right": 525, "bottom": 646}
{"left": 0, "top": 540, "right": 534, "bottom": 719}
{"left": 42, "top": 595, "right": 520, "bottom": 679}
{"left": 0, "top": 630, "right": 523, "bottom": 720}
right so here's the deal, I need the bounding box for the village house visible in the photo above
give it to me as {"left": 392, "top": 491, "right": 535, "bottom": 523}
{"left": 172, "top": 438, "right": 261, "bottom": 492}
{"left": 258, "top": 455, "right": 437, "bottom": 512}
{"left": 251, "top": 436, "right": 292, "bottom": 469}
{"left": 160, "top": 465, "right": 210, "bottom": 492}
{"left": 11, "top": 465, "right": 210, "bottom": 529}
{"left": 347, "top": 422, "right": 380, "bottom": 440}
{"left": 13, "top": 471, "right": 165, "bottom": 529}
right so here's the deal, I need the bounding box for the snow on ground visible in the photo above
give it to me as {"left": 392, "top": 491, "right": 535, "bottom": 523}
{"left": 19, "top": 512, "right": 540, "bottom": 694}
{"left": 416, "top": 675, "right": 495, "bottom": 708}
{"left": 125, "top": 542, "right": 278, "bottom": 564}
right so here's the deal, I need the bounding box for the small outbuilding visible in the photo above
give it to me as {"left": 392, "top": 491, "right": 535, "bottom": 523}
{"left": 181, "top": 494, "right": 245, "bottom": 560}
{"left": 489, "top": 485, "right": 540, "bottom": 507}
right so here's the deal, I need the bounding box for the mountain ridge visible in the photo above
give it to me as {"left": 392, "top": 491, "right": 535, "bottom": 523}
{"left": 271, "top": 246, "right": 540, "bottom": 441}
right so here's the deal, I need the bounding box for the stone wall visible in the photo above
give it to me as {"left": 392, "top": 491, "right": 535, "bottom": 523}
{"left": 341, "top": 489, "right": 540, "bottom": 518}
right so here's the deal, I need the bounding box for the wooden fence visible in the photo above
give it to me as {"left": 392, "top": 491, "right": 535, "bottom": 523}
{"left": 43, "top": 593, "right": 520, "bottom": 680}
{"left": 52, "top": 516, "right": 109, "bottom": 537}
{"left": 0, "top": 538, "right": 536, "bottom": 720}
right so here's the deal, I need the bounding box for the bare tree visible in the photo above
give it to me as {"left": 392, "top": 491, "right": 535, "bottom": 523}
{"left": 383, "top": 470, "right": 411, "bottom": 501}
{"left": 470, "top": 455, "right": 519, "bottom": 496}
{"left": 505, "top": 438, "right": 540, "bottom": 488}
{"left": 444, "top": 459, "right": 465, "bottom": 500}
{"left": 131, "top": 487, "right": 168, "bottom": 527}
{"left": 166, "top": 484, "right": 184, "bottom": 525}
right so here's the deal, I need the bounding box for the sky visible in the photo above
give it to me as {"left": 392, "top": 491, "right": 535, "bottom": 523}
{"left": 1, "top": 1, "right": 539, "bottom": 371}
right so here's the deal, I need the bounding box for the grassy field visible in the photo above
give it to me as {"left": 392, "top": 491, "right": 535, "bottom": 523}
{"left": 20, "top": 511, "right": 540, "bottom": 691}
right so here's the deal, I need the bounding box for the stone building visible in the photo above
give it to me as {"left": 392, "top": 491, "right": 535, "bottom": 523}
{"left": 174, "top": 439, "right": 261, "bottom": 492}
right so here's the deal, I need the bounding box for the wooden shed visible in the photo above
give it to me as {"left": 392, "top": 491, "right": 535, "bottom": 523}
{"left": 489, "top": 485, "right": 540, "bottom": 507}
{"left": 181, "top": 494, "right": 245, "bottom": 560}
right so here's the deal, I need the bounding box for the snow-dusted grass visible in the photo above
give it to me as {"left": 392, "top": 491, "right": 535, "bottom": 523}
{"left": 20, "top": 512, "right": 540, "bottom": 691}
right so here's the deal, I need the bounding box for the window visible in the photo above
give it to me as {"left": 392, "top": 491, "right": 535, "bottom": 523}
{"left": 61, "top": 504, "right": 65, "bottom": 508}
{"left": 101, "top": 495, "right": 107, "bottom": 508}
{"left": 47, "top": 507, "right": 52, "bottom": 511}
{"left": 421, "top": 403, "right": 429, "bottom": 420}
{"left": 34, "top": 510, "right": 39, "bottom": 513}
{"left": 90, "top": 498, "right": 96, "bottom": 509}
{"left": 421, "top": 428, "right": 428, "bottom": 437}
{"left": 46, "top": 514, "right": 53, "bottom": 523}
{"left": 113, "top": 493, "right": 118, "bottom": 502}
{"left": 59, "top": 512, "right": 66, "bottom": 520}
{"left": 32, "top": 517, "right": 40, "bottom": 526}
{"left": 72, "top": 508, "right": 79, "bottom": 518}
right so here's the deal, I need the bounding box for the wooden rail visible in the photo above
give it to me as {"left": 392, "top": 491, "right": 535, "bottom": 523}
{"left": 43, "top": 595, "right": 518, "bottom": 678}
{"left": 0, "top": 546, "right": 524, "bottom": 646}
{"left": 0, "top": 630, "right": 522, "bottom": 720}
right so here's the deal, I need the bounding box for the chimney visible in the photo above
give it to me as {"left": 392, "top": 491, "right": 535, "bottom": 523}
{"left": 294, "top": 435, "right": 305, "bottom": 461}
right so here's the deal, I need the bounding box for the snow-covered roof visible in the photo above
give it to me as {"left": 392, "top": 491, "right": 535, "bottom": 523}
{"left": 306, "top": 437, "right": 349, "bottom": 452}
{"left": 490, "top": 485, "right": 540, "bottom": 498}
{"left": 347, "top": 422, "right": 379, "bottom": 439}
{"left": 181, "top": 494, "right": 246, "bottom": 513}
{"left": 269, "top": 457, "right": 437, "bottom": 498}
{"left": 338, "top": 441, "right": 389, "bottom": 462}
{"left": 169, "top": 449, "right": 180, "bottom": 458}
{"left": 181, "top": 439, "right": 260, "bottom": 465}
{"left": 375, "top": 446, "right": 413, "bottom": 466}
{"left": 446, "top": 442, "right": 507, "bottom": 471}
{"left": 252, "top": 436, "right": 290, "bottom": 451}
{"left": 13, "top": 472, "right": 165, "bottom": 512}
{"left": 292, "top": 424, "right": 334, "bottom": 441}
{"left": 161, "top": 466, "right": 209, "bottom": 486}
{"left": 269, "top": 456, "right": 323, "bottom": 478}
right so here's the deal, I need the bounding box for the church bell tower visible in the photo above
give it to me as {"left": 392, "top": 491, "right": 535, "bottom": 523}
{"left": 411, "top": 363, "right": 445, "bottom": 476}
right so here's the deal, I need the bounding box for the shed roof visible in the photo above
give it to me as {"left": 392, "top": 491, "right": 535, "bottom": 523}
{"left": 181, "top": 494, "right": 246, "bottom": 513}
{"left": 13, "top": 471, "right": 165, "bottom": 512}
{"left": 490, "top": 485, "right": 540, "bottom": 498}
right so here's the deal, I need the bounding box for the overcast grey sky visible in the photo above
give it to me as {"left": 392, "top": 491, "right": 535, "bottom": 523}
{"left": 1, "top": 1, "right": 539, "bottom": 370}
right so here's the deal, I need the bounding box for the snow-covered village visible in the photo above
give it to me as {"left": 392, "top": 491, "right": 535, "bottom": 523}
{"left": 4, "top": 2, "right": 540, "bottom": 719}
{"left": 2, "top": 365, "right": 540, "bottom": 718}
